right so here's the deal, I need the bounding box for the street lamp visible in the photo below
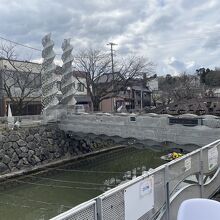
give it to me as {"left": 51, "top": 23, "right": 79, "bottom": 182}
{"left": 127, "top": 87, "right": 131, "bottom": 110}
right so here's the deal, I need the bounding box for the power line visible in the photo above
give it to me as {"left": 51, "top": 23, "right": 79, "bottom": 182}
{"left": 55, "top": 168, "right": 124, "bottom": 174}
{"left": 0, "top": 36, "right": 41, "bottom": 52}
{"left": 29, "top": 175, "right": 116, "bottom": 186}
{"left": 0, "top": 201, "right": 32, "bottom": 209}
{"left": 0, "top": 35, "right": 62, "bottom": 56}
{"left": 0, "top": 36, "right": 110, "bottom": 58}
{"left": 1, "top": 28, "right": 220, "bottom": 53}
{"left": 0, "top": 192, "right": 71, "bottom": 208}
{"left": 15, "top": 180, "right": 102, "bottom": 191}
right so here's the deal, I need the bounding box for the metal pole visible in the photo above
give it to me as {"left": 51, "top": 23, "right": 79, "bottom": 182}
{"left": 140, "top": 89, "right": 143, "bottom": 111}
{"left": 107, "top": 42, "right": 117, "bottom": 74}
{"left": 199, "top": 148, "right": 204, "bottom": 198}
{"left": 165, "top": 165, "right": 170, "bottom": 220}
{"left": 96, "top": 197, "right": 103, "bottom": 220}
{"left": 107, "top": 42, "right": 117, "bottom": 112}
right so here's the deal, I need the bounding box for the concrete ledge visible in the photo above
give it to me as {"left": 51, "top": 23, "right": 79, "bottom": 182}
{"left": 59, "top": 114, "right": 220, "bottom": 146}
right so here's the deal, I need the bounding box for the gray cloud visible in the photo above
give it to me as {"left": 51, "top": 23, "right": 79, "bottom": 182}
{"left": 0, "top": 0, "right": 220, "bottom": 74}
{"left": 181, "top": 0, "right": 207, "bottom": 9}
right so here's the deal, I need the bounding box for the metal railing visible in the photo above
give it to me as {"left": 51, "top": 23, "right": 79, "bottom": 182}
{"left": 51, "top": 140, "right": 220, "bottom": 220}
{"left": 0, "top": 114, "right": 42, "bottom": 122}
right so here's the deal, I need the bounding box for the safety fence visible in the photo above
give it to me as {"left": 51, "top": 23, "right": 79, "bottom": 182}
{"left": 51, "top": 139, "right": 220, "bottom": 220}
{"left": 0, "top": 114, "right": 42, "bottom": 122}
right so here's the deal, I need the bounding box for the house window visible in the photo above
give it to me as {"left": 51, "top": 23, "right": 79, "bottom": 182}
{"left": 77, "top": 83, "right": 84, "bottom": 92}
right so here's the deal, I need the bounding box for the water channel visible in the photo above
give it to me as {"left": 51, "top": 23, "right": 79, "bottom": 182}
{"left": 0, "top": 147, "right": 165, "bottom": 220}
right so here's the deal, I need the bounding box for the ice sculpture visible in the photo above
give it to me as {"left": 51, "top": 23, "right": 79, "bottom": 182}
{"left": 41, "top": 33, "right": 59, "bottom": 109}
{"left": 61, "top": 38, "right": 76, "bottom": 106}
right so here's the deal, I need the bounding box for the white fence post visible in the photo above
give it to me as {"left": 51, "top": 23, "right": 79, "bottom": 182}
{"left": 96, "top": 197, "right": 103, "bottom": 220}
{"left": 199, "top": 148, "right": 204, "bottom": 198}
{"left": 165, "top": 165, "right": 170, "bottom": 220}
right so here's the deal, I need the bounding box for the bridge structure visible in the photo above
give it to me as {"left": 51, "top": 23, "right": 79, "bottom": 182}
{"left": 50, "top": 138, "right": 220, "bottom": 220}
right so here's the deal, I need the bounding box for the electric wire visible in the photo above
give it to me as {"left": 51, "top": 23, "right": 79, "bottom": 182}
{"left": 1, "top": 30, "right": 220, "bottom": 54}
{"left": 0, "top": 36, "right": 41, "bottom": 52}
{"left": 0, "top": 35, "right": 63, "bottom": 56}
{"left": 0, "top": 192, "right": 71, "bottom": 208}
{"left": 1, "top": 31, "right": 217, "bottom": 51}
{"left": 0, "top": 200, "right": 51, "bottom": 211}
{"left": 55, "top": 168, "right": 124, "bottom": 174}
{"left": 0, "top": 201, "right": 32, "bottom": 209}
{"left": 29, "top": 175, "right": 116, "bottom": 187}
{"left": 15, "top": 180, "right": 103, "bottom": 191}
{"left": 0, "top": 35, "right": 108, "bottom": 57}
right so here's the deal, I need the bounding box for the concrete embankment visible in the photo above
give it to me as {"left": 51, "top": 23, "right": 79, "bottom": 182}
{"left": 59, "top": 114, "right": 220, "bottom": 146}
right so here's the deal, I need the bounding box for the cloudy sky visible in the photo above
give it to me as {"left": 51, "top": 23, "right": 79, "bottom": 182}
{"left": 0, "top": 0, "right": 220, "bottom": 75}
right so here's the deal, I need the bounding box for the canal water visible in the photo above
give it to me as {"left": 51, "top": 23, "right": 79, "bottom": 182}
{"left": 0, "top": 147, "right": 165, "bottom": 220}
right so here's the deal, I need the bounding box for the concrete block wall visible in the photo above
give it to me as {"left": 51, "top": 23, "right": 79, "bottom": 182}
{"left": 59, "top": 114, "right": 220, "bottom": 146}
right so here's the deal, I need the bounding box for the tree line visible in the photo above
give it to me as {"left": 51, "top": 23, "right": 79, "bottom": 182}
{"left": 155, "top": 69, "right": 219, "bottom": 107}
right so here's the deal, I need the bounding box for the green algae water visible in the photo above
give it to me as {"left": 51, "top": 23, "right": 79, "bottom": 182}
{"left": 0, "top": 147, "right": 164, "bottom": 220}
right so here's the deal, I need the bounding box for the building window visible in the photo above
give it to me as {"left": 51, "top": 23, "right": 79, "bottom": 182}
{"left": 77, "top": 83, "right": 84, "bottom": 92}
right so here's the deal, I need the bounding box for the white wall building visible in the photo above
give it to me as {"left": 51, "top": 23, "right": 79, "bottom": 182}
{"left": 0, "top": 58, "right": 42, "bottom": 116}
{"left": 0, "top": 59, "right": 91, "bottom": 116}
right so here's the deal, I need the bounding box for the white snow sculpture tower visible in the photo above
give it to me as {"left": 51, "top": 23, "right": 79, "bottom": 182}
{"left": 41, "top": 33, "right": 59, "bottom": 110}
{"left": 61, "top": 39, "right": 76, "bottom": 106}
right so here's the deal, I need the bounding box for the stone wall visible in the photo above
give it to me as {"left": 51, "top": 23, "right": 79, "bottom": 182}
{"left": 0, "top": 125, "right": 114, "bottom": 174}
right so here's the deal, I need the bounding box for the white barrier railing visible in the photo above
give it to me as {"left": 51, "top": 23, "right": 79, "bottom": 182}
{"left": 0, "top": 115, "right": 43, "bottom": 122}
{"left": 51, "top": 199, "right": 97, "bottom": 220}
{"left": 51, "top": 140, "right": 220, "bottom": 220}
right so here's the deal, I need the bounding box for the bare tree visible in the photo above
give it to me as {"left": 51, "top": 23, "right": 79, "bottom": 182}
{"left": 158, "top": 75, "right": 177, "bottom": 105}
{"left": 159, "top": 73, "right": 202, "bottom": 105}
{"left": 0, "top": 44, "right": 42, "bottom": 115}
{"left": 74, "top": 48, "right": 154, "bottom": 111}
{"left": 171, "top": 73, "right": 200, "bottom": 101}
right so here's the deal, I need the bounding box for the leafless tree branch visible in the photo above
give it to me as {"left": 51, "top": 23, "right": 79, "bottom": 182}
{"left": 73, "top": 48, "right": 154, "bottom": 111}
{"left": 0, "top": 44, "right": 42, "bottom": 115}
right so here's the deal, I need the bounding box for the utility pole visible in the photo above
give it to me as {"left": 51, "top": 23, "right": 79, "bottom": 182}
{"left": 107, "top": 42, "right": 117, "bottom": 112}
{"left": 107, "top": 42, "right": 117, "bottom": 74}
{"left": 140, "top": 89, "right": 143, "bottom": 111}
